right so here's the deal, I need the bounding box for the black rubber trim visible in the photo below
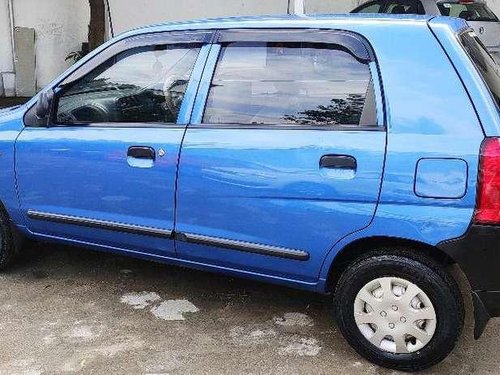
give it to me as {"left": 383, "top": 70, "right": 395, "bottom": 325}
{"left": 472, "top": 291, "right": 491, "bottom": 339}
{"left": 438, "top": 225, "right": 500, "bottom": 292}
{"left": 178, "top": 232, "right": 310, "bottom": 261}
{"left": 27, "top": 210, "right": 309, "bottom": 261}
{"left": 188, "top": 124, "right": 383, "bottom": 131}
{"left": 438, "top": 224, "right": 500, "bottom": 338}
{"left": 27, "top": 210, "right": 173, "bottom": 239}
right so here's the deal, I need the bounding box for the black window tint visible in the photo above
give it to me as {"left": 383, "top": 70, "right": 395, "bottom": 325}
{"left": 203, "top": 42, "right": 376, "bottom": 127}
{"left": 386, "top": 0, "right": 425, "bottom": 15}
{"left": 56, "top": 44, "right": 200, "bottom": 125}
{"left": 353, "top": 1, "right": 383, "bottom": 13}
{"left": 460, "top": 30, "right": 500, "bottom": 107}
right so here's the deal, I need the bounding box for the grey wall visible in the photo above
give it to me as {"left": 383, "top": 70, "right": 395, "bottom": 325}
{"left": 0, "top": 0, "right": 89, "bottom": 95}
{"left": 491, "top": 0, "right": 500, "bottom": 14}
{"left": 480, "top": 0, "right": 499, "bottom": 14}
{"left": 12, "top": 0, "right": 89, "bottom": 89}
{"left": 0, "top": 0, "right": 15, "bottom": 96}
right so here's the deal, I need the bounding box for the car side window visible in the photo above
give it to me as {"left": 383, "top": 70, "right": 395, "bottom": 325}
{"left": 55, "top": 44, "right": 201, "bottom": 125}
{"left": 353, "top": 1, "right": 384, "bottom": 13}
{"left": 386, "top": 0, "right": 425, "bottom": 15}
{"left": 460, "top": 31, "right": 500, "bottom": 108}
{"left": 202, "top": 41, "right": 377, "bottom": 127}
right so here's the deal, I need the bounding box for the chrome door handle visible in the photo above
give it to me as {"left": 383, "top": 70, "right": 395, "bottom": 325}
{"left": 127, "top": 146, "right": 156, "bottom": 160}
{"left": 319, "top": 155, "right": 357, "bottom": 170}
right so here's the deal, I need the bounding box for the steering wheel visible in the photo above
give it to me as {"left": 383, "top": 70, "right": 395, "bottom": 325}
{"left": 70, "top": 104, "right": 110, "bottom": 123}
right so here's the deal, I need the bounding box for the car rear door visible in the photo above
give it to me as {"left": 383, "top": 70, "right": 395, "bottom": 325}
{"left": 174, "top": 29, "right": 387, "bottom": 282}
{"left": 15, "top": 31, "right": 212, "bottom": 256}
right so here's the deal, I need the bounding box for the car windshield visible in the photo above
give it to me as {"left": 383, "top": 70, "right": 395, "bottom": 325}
{"left": 438, "top": 2, "right": 499, "bottom": 22}
{"left": 460, "top": 30, "right": 500, "bottom": 108}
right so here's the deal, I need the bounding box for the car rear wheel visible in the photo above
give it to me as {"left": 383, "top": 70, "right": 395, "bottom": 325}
{"left": 333, "top": 250, "right": 464, "bottom": 372}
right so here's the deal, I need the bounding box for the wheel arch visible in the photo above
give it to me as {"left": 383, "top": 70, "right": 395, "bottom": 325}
{"left": 324, "top": 236, "right": 457, "bottom": 294}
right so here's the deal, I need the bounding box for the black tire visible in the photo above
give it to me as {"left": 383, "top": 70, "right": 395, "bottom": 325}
{"left": 333, "top": 249, "right": 464, "bottom": 372}
{"left": 0, "top": 207, "right": 18, "bottom": 270}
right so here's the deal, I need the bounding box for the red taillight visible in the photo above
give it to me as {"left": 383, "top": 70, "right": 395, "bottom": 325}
{"left": 474, "top": 138, "right": 500, "bottom": 225}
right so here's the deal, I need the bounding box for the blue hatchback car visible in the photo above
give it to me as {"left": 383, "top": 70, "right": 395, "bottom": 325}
{"left": 0, "top": 13, "right": 499, "bottom": 371}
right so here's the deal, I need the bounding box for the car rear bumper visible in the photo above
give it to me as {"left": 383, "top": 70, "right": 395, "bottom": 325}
{"left": 438, "top": 225, "right": 500, "bottom": 338}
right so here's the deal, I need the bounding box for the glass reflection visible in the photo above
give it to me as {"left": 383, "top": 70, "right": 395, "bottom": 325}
{"left": 204, "top": 42, "right": 374, "bottom": 126}
{"left": 56, "top": 45, "right": 200, "bottom": 124}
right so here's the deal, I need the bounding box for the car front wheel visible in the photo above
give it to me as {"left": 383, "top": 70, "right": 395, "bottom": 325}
{"left": 0, "top": 208, "right": 19, "bottom": 270}
{"left": 334, "top": 250, "right": 464, "bottom": 372}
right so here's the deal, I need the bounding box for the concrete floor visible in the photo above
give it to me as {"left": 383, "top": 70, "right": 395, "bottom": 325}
{"left": 0, "top": 242, "right": 498, "bottom": 375}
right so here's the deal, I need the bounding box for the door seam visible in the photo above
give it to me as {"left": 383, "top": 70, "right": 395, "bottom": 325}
{"left": 173, "top": 43, "right": 215, "bottom": 254}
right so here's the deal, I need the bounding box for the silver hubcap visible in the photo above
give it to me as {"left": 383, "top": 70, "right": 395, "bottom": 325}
{"left": 354, "top": 277, "right": 437, "bottom": 354}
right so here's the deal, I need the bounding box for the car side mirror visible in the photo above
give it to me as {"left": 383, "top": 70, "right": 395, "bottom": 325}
{"left": 35, "top": 88, "right": 55, "bottom": 122}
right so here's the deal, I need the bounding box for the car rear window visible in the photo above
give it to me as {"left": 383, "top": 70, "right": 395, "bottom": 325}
{"left": 460, "top": 30, "right": 500, "bottom": 107}
{"left": 438, "top": 2, "right": 499, "bottom": 22}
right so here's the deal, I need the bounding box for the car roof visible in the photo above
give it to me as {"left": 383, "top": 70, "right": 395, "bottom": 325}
{"left": 122, "top": 13, "right": 448, "bottom": 37}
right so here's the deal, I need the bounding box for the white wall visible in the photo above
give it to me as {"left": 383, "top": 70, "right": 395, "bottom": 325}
{"left": 107, "top": 0, "right": 289, "bottom": 35}
{"left": 0, "top": 0, "right": 14, "bottom": 95}
{"left": 106, "top": 0, "right": 366, "bottom": 36}
{"left": 11, "top": 0, "right": 89, "bottom": 90}
{"left": 306, "top": 0, "right": 362, "bottom": 13}
{"left": 0, "top": 0, "right": 13, "bottom": 73}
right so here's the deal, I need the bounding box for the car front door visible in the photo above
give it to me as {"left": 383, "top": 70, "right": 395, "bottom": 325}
{"left": 175, "top": 29, "right": 387, "bottom": 283}
{"left": 15, "top": 31, "right": 211, "bottom": 256}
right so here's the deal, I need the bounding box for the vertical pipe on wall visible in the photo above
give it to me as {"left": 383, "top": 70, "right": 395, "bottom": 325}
{"left": 105, "top": 0, "right": 114, "bottom": 38}
{"left": 7, "top": 0, "right": 15, "bottom": 66}
{"left": 294, "top": 0, "right": 305, "bottom": 15}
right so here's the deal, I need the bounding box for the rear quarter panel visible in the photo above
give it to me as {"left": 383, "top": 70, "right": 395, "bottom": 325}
{"left": 319, "top": 19, "right": 484, "bottom": 286}
{"left": 429, "top": 17, "right": 500, "bottom": 136}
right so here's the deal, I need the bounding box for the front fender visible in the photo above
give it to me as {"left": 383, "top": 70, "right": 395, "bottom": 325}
{"left": 0, "top": 105, "right": 27, "bottom": 227}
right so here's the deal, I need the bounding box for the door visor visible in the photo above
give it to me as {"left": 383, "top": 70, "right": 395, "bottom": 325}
{"left": 58, "top": 31, "right": 215, "bottom": 87}
{"left": 216, "top": 29, "right": 375, "bottom": 63}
